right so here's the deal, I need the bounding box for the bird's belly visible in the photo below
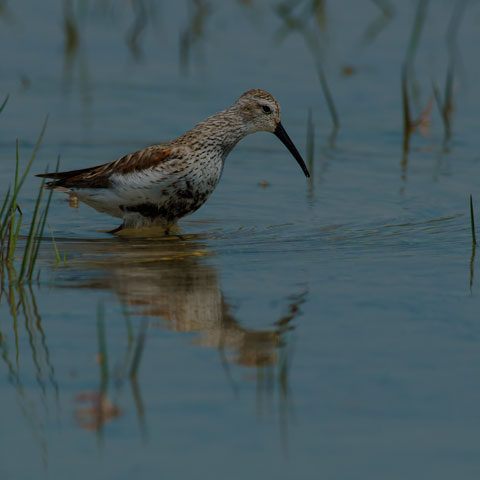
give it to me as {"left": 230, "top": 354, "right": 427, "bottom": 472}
{"left": 120, "top": 187, "right": 211, "bottom": 224}
{"left": 118, "top": 170, "right": 221, "bottom": 225}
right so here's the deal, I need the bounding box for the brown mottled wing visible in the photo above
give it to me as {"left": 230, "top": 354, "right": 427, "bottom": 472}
{"left": 36, "top": 146, "right": 173, "bottom": 189}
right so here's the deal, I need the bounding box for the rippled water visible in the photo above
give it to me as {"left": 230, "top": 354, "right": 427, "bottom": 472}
{"left": 2, "top": 1, "right": 480, "bottom": 479}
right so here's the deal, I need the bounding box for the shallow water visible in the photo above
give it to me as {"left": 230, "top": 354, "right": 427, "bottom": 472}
{"left": 2, "top": 1, "right": 480, "bottom": 479}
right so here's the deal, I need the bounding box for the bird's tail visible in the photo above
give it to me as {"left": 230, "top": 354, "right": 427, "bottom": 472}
{"left": 36, "top": 165, "right": 101, "bottom": 189}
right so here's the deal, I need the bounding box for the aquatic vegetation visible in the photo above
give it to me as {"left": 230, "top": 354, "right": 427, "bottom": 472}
{"left": 274, "top": 1, "right": 340, "bottom": 134}
{"left": 0, "top": 94, "right": 8, "bottom": 113}
{"left": 470, "top": 195, "right": 476, "bottom": 247}
{"left": 2, "top": 2, "right": 480, "bottom": 477}
{"left": 73, "top": 302, "right": 148, "bottom": 435}
{"left": 433, "top": 64, "right": 455, "bottom": 144}
{"left": 0, "top": 118, "right": 54, "bottom": 284}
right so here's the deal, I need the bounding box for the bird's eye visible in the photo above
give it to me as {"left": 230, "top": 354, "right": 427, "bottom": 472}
{"left": 262, "top": 105, "right": 272, "bottom": 114}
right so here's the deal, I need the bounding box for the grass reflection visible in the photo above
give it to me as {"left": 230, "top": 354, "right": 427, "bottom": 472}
{"left": 255, "top": 289, "right": 307, "bottom": 454}
{"left": 0, "top": 281, "right": 58, "bottom": 470}
{"left": 74, "top": 302, "right": 148, "bottom": 439}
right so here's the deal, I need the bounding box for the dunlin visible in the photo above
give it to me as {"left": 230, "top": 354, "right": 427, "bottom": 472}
{"left": 37, "top": 89, "right": 310, "bottom": 232}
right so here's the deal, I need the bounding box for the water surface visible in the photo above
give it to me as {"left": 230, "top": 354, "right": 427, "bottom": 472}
{"left": 1, "top": 1, "right": 480, "bottom": 479}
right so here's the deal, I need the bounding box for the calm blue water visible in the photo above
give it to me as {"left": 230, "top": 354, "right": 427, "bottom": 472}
{"left": 1, "top": 1, "right": 480, "bottom": 479}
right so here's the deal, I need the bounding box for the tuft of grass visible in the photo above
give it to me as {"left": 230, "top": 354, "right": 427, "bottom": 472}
{"left": 28, "top": 157, "right": 60, "bottom": 278}
{"left": 0, "top": 117, "right": 56, "bottom": 284}
{"left": 0, "top": 116, "right": 49, "bottom": 239}
{"left": 17, "top": 177, "right": 46, "bottom": 283}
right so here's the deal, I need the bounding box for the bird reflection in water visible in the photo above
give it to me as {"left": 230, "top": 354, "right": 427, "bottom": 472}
{"left": 68, "top": 231, "right": 307, "bottom": 443}
{"left": 72, "top": 233, "right": 304, "bottom": 368}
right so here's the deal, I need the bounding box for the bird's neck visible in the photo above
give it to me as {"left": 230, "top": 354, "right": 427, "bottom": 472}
{"left": 175, "top": 107, "right": 249, "bottom": 159}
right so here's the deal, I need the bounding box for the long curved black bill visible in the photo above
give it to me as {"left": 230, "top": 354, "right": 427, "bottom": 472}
{"left": 274, "top": 122, "right": 310, "bottom": 178}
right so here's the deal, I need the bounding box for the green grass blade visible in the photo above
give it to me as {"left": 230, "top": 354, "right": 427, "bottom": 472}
{"left": 29, "top": 196, "right": 53, "bottom": 276}
{"left": 10, "top": 215, "right": 22, "bottom": 260}
{"left": 0, "top": 186, "right": 11, "bottom": 228}
{"left": 28, "top": 157, "right": 60, "bottom": 279}
{"left": 17, "top": 177, "right": 45, "bottom": 283}
{"left": 7, "top": 141, "right": 20, "bottom": 261}
{"left": 49, "top": 225, "right": 61, "bottom": 265}
{"left": 0, "top": 116, "right": 49, "bottom": 238}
